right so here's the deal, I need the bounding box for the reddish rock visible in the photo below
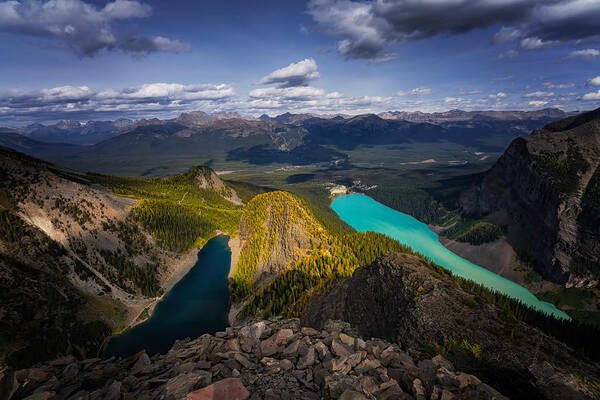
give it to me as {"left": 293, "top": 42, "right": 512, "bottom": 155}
{"left": 331, "top": 339, "right": 351, "bottom": 358}
{"left": 49, "top": 356, "right": 75, "bottom": 366}
{"left": 186, "top": 378, "right": 249, "bottom": 400}
{"left": 224, "top": 339, "right": 240, "bottom": 352}
{"left": 28, "top": 368, "right": 53, "bottom": 383}
{"left": 273, "top": 329, "right": 294, "bottom": 345}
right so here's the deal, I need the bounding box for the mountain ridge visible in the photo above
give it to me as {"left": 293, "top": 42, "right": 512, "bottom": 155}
{"left": 0, "top": 147, "right": 248, "bottom": 367}
{"left": 460, "top": 107, "right": 600, "bottom": 286}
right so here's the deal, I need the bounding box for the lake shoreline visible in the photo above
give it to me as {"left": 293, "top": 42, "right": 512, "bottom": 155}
{"left": 102, "top": 232, "right": 232, "bottom": 355}
{"left": 104, "top": 235, "right": 232, "bottom": 357}
{"left": 331, "top": 193, "right": 569, "bottom": 320}
{"left": 227, "top": 235, "right": 242, "bottom": 279}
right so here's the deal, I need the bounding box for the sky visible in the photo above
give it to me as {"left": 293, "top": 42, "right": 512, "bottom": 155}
{"left": 1, "top": 0, "right": 600, "bottom": 124}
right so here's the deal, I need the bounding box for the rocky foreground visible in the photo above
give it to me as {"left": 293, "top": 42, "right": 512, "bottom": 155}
{"left": 0, "top": 318, "right": 509, "bottom": 400}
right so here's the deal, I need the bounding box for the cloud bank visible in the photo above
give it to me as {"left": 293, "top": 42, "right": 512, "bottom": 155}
{"left": 568, "top": 49, "right": 600, "bottom": 60}
{"left": 307, "top": 0, "right": 600, "bottom": 61}
{"left": 0, "top": 83, "right": 235, "bottom": 123}
{"left": 0, "top": 0, "right": 190, "bottom": 56}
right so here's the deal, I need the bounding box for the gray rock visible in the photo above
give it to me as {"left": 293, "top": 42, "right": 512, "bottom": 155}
{"left": 431, "top": 355, "right": 454, "bottom": 372}
{"left": 164, "top": 372, "right": 203, "bottom": 400}
{"left": 313, "top": 341, "right": 329, "bottom": 360}
{"left": 260, "top": 338, "right": 279, "bottom": 357}
{"left": 283, "top": 340, "right": 300, "bottom": 356}
{"left": 339, "top": 389, "right": 367, "bottom": 400}
{"left": 131, "top": 352, "right": 151, "bottom": 375}
{"left": 104, "top": 381, "right": 121, "bottom": 400}
{"left": 332, "top": 339, "right": 352, "bottom": 358}
{"left": 62, "top": 363, "right": 80, "bottom": 380}
{"left": 297, "top": 347, "right": 315, "bottom": 369}
{"left": 324, "top": 374, "right": 360, "bottom": 398}
{"left": 233, "top": 353, "right": 253, "bottom": 369}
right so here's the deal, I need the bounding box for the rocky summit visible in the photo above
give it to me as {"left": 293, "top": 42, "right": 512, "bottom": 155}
{"left": 0, "top": 318, "right": 508, "bottom": 400}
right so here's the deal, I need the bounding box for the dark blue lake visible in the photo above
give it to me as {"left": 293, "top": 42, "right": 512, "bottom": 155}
{"left": 105, "top": 235, "right": 231, "bottom": 357}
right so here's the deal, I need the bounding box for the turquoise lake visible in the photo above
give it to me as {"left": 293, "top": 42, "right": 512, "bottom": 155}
{"left": 331, "top": 193, "right": 568, "bottom": 319}
{"left": 105, "top": 235, "right": 232, "bottom": 357}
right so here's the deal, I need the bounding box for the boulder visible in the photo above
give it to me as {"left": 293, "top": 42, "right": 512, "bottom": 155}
{"left": 131, "top": 352, "right": 151, "bottom": 375}
{"left": 186, "top": 378, "right": 249, "bottom": 400}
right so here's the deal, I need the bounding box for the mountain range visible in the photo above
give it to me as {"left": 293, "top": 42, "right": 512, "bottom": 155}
{"left": 0, "top": 108, "right": 574, "bottom": 176}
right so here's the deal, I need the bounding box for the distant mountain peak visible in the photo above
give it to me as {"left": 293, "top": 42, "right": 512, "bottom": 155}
{"left": 175, "top": 110, "right": 242, "bottom": 127}
{"left": 56, "top": 120, "right": 81, "bottom": 130}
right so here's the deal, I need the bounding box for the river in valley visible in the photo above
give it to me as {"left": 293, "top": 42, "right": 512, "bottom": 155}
{"left": 331, "top": 193, "right": 568, "bottom": 319}
{"left": 105, "top": 235, "right": 232, "bottom": 358}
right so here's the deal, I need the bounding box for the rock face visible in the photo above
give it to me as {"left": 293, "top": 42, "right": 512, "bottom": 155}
{"left": 301, "top": 253, "right": 599, "bottom": 399}
{"left": 460, "top": 108, "right": 600, "bottom": 286}
{"left": 193, "top": 166, "right": 243, "bottom": 205}
{"left": 0, "top": 318, "right": 512, "bottom": 400}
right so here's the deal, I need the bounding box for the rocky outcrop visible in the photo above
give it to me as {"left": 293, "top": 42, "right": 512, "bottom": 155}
{"left": 234, "top": 191, "right": 326, "bottom": 284}
{"left": 460, "top": 108, "right": 600, "bottom": 286}
{"left": 193, "top": 166, "right": 243, "bottom": 205}
{"left": 301, "top": 253, "right": 600, "bottom": 399}
{"left": 0, "top": 318, "right": 512, "bottom": 400}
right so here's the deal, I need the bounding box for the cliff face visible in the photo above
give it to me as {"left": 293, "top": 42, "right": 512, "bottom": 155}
{"left": 460, "top": 108, "right": 600, "bottom": 286}
{"left": 301, "top": 253, "right": 599, "bottom": 399}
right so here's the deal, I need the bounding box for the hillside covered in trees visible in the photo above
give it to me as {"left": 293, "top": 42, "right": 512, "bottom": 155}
{"left": 89, "top": 166, "right": 250, "bottom": 252}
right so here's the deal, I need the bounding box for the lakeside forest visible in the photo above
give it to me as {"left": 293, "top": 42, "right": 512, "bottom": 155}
{"left": 1, "top": 140, "right": 599, "bottom": 374}
{"left": 82, "top": 162, "right": 600, "bottom": 350}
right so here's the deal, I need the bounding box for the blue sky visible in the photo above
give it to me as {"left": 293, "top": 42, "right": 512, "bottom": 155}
{"left": 1, "top": 0, "right": 600, "bottom": 124}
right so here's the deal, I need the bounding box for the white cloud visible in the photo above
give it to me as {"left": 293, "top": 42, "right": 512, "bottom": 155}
{"left": 246, "top": 83, "right": 393, "bottom": 115}
{"left": 0, "top": 0, "right": 190, "bottom": 56}
{"left": 524, "top": 91, "right": 554, "bottom": 98}
{"left": 101, "top": 0, "right": 151, "bottom": 19}
{"left": 150, "top": 37, "right": 191, "bottom": 53}
{"left": 493, "top": 27, "right": 522, "bottom": 44}
{"left": 497, "top": 49, "right": 519, "bottom": 59}
{"left": 543, "top": 82, "right": 574, "bottom": 89}
{"left": 489, "top": 92, "right": 507, "bottom": 98}
{"left": 567, "top": 49, "right": 600, "bottom": 60}
{"left": 444, "top": 97, "right": 464, "bottom": 103}
{"left": 258, "top": 59, "right": 320, "bottom": 88}
{"left": 396, "top": 87, "right": 431, "bottom": 97}
{"left": 528, "top": 100, "right": 548, "bottom": 107}
{"left": 520, "top": 37, "right": 557, "bottom": 50}
{"left": 121, "top": 83, "right": 233, "bottom": 101}
{"left": 249, "top": 86, "right": 325, "bottom": 100}
{"left": 588, "top": 76, "right": 600, "bottom": 86}
{"left": 583, "top": 90, "right": 600, "bottom": 100}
